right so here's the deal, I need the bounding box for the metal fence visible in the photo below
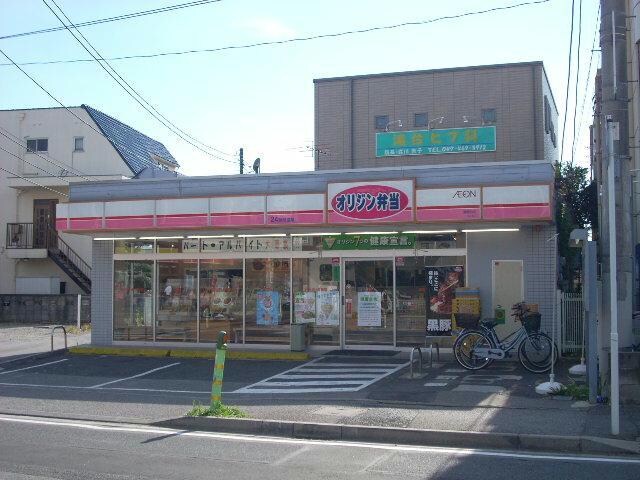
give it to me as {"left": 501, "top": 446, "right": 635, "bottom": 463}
{"left": 560, "top": 292, "right": 584, "bottom": 354}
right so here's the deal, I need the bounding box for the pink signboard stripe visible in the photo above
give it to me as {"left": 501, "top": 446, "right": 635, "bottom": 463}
{"left": 55, "top": 218, "right": 68, "bottom": 230}
{"left": 417, "top": 205, "right": 480, "bottom": 210}
{"left": 156, "top": 215, "right": 208, "bottom": 228}
{"left": 105, "top": 217, "right": 155, "bottom": 229}
{"left": 483, "top": 202, "right": 549, "bottom": 208}
{"left": 70, "top": 218, "right": 103, "bottom": 229}
{"left": 210, "top": 211, "right": 263, "bottom": 217}
{"left": 267, "top": 212, "right": 325, "bottom": 225}
{"left": 268, "top": 209, "right": 324, "bottom": 215}
{"left": 328, "top": 209, "right": 413, "bottom": 224}
{"left": 211, "top": 213, "right": 264, "bottom": 226}
{"left": 483, "top": 205, "right": 551, "bottom": 220}
{"left": 417, "top": 207, "right": 481, "bottom": 221}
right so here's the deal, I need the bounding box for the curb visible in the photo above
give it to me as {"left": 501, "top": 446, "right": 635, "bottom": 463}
{"left": 67, "top": 345, "right": 310, "bottom": 361}
{"left": 157, "top": 416, "right": 640, "bottom": 457}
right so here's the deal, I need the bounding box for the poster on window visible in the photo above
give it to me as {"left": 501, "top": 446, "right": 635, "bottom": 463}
{"left": 294, "top": 292, "right": 316, "bottom": 324}
{"left": 425, "top": 265, "right": 464, "bottom": 336}
{"left": 316, "top": 290, "right": 340, "bottom": 326}
{"left": 256, "top": 290, "right": 281, "bottom": 325}
{"left": 357, "top": 291, "right": 382, "bottom": 327}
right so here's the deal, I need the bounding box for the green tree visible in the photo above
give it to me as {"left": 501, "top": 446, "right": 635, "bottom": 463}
{"left": 554, "top": 162, "right": 598, "bottom": 291}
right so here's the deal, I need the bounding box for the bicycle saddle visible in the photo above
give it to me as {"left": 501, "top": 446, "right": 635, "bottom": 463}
{"left": 480, "top": 318, "right": 498, "bottom": 329}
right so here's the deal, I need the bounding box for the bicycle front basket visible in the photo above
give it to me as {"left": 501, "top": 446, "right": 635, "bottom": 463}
{"left": 453, "top": 313, "right": 480, "bottom": 329}
{"left": 522, "top": 312, "right": 541, "bottom": 333}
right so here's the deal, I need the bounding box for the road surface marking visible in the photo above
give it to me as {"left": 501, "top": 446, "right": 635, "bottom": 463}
{"left": 453, "top": 384, "right": 506, "bottom": 394}
{"left": 234, "top": 358, "right": 408, "bottom": 394}
{"left": 424, "top": 382, "right": 448, "bottom": 387}
{"left": 0, "top": 359, "right": 68, "bottom": 376}
{"left": 0, "top": 415, "right": 638, "bottom": 465}
{"left": 89, "top": 362, "right": 181, "bottom": 388}
{"left": 435, "top": 375, "right": 458, "bottom": 380}
{"left": 0, "top": 381, "right": 208, "bottom": 394}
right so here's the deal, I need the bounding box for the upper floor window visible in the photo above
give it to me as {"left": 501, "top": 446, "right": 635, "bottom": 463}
{"left": 26, "top": 138, "right": 48, "bottom": 153}
{"left": 481, "top": 108, "right": 497, "bottom": 125}
{"left": 74, "top": 136, "right": 84, "bottom": 152}
{"left": 374, "top": 115, "right": 389, "bottom": 130}
{"left": 414, "top": 112, "right": 428, "bottom": 128}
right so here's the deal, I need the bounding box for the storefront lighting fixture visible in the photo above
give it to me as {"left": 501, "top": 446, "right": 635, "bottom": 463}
{"left": 345, "top": 231, "right": 399, "bottom": 235}
{"left": 289, "top": 232, "right": 338, "bottom": 236}
{"left": 93, "top": 237, "right": 136, "bottom": 241}
{"left": 402, "top": 230, "right": 457, "bottom": 234}
{"left": 139, "top": 236, "right": 185, "bottom": 240}
{"left": 187, "top": 235, "right": 234, "bottom": 239}
{"left": 461, "top": 228, "right": 520, "bottom": 233}
{"left": 238, "top": 233, "right": 287, "bottom": 238}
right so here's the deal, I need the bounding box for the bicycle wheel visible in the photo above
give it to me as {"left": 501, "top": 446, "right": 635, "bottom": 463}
{"left": 518, "top": 332, "right": 558, "bottom": 373}
{"left": 454, "top": 329, "right": 494, "bottom": 370}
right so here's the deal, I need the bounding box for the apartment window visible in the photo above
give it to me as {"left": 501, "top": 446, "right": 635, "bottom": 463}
{"left": 481, "top": 108, "right": 497, "bottom": 125}
{"left": 74, "top": 137, "right": 84, "bottom": 152}
{"left": 544, "top": 96, "right": 551, "bottom": 134}
{"left": 414, "top": 113, "right": 428, "bottom": 128}
{"left": 374, "top": 115, "right": 389, "bottom": 130}
{"left": 26, "top": 138, "right": 48, "bottom": 153}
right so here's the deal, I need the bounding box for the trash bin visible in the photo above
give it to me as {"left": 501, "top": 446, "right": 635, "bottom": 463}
{"left": 291, "top": 323, "right": 307, "bottom": 351}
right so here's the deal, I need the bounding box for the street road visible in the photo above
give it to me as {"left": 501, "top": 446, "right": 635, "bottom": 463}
{"left": 0, "top": 414, "right": 638, "bottom": 480}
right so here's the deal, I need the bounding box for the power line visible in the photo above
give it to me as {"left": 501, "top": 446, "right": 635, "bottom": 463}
{"left": 0, "top": 146, "right": 69, "bottom": 197}
{"left": 560, "top": 0, "right": 576, "bottom": 165}
{"left": 569, "top": 0, "right": 583, "bottom": 166}
{"left": 0, "top": 127, "right": 99, "bottom": 182}
{"left": 0, "top": 0, "right": 222, "bottom": 41}
{"left": 3, "top": 0, "right": 551, "bottom": 68}
{"left": 42, "top": 0, "right": 236, "bottom": 165}
{"left": 572, "top": 2, "right": 601, "bottom": 163}
{"left": 0, "top": 48, "right": 118, "bottom": 142}
{"left": 0, "top": 138, "right": 70, "bottom": 183}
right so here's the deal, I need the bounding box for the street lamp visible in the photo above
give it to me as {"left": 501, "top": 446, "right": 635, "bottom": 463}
{"left": 384, "top": 120, "right": 403, "bottom": 132}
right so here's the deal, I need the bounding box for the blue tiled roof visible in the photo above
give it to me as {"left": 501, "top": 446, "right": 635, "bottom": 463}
{"left": 82, "top": 104, "right": 178, "bottom": 175}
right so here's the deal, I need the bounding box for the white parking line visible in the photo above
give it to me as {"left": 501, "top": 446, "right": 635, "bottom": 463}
{"left": 0, "top": 358, "right": 68, "bottom": 375}
{"left": 89, "top": 362, "right": 181, "bottom": 388}
{"left": 424, "top": 382, "right": 448, "bottom": 387}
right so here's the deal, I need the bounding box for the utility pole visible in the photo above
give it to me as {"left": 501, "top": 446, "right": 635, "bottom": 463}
{"left": 600, "top": 0, "right": 633, "bottom": 434}
{"left": 239, "top": 148, "right": 244, "bottom": 174}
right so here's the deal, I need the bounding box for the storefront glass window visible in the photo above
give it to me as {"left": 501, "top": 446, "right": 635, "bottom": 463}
{"left": 156, "top": 239, "right": 185, "bottom": 253}
{"left": 199, "top": 259, "right": 243, "bottom": 343}
{"left": 292, "top": 258, "right": 340, "bottom": 346}
{"left": 395, "top": 256, "right": 466, "bottom": 346}
{"left": 114, "top": 240, "right": 154, "bottom": 254}
{"left": 113, "top": 260, "right": 153, "bottom": 341}
{"left": 156, "top": 260, "right": 198, "bottom": 342}
{"left": 415, "top": 233, "right": 465, "bottom": 249}
{"left": 244, "top": 258, "right": 291, "bottom": 344}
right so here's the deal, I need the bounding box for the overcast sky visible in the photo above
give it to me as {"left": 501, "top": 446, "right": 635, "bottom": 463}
{"left": 0, "top": 0, "right": 599, "bottom": 176}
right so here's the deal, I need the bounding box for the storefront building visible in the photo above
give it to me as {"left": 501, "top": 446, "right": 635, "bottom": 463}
{"left": 59, "top": 160, "right": 557, "bottom": 349}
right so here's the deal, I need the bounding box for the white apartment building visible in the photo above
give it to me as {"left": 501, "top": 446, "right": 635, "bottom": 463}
{"left": 0, "top": 105, "right": 178, "bottom": 295}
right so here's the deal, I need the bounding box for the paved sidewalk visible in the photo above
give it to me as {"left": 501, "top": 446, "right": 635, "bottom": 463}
{"left": 0, "top": 324, "right": 90, "bottom": 364}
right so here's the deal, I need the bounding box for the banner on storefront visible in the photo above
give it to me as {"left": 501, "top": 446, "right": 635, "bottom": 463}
{"left": 256, "top": 290, "right": 281, "bottom": 325}
{"left": 376, "top": 126, "right": 496, "bottom": 157}
{"left": 316, "top": 290, "right": 340, "bottom": 326}
{"left": 357, "top": 292, "right": 382, "bottom": 327}
{"left": 425, "top": 265, "right": 464, "bottom": 336}
{"left": 294, "top": 292, "right": 317, "bottom": 324}
{"left": 322, "top": 233, "right": 415, "bottom": 250}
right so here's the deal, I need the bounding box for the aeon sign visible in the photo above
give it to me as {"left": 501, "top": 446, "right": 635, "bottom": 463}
{"left": 328, "top": 180, "right": 414, "bottom": 224}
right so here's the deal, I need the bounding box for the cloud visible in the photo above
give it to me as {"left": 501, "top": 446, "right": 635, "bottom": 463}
{"left": 240, "top": 17, "right": 296, "bottom": 39}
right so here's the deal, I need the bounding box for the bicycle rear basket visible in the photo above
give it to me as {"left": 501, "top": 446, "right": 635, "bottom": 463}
{"left": 522, "top": 312, "right": 541, "bottom": 333}
{"left": 453, "top": 313, "right": 480, "bottom": 329}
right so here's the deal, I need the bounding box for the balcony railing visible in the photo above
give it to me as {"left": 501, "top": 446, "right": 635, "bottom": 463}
{"left": 6, "top": 223, "right": 36, "bottom": 249}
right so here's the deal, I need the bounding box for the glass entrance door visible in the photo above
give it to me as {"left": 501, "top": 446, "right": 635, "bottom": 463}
{"left": 343, "top": 259, "right": 394, "bottom": 346}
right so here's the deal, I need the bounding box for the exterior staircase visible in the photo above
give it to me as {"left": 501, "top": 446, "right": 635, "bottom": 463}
{"left": 45, "top": 226, "right": 92, "bottom": 294}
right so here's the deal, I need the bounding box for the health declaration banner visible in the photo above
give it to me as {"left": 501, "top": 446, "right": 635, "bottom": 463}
{"left": 376, "top": 126, "right": 496, "bottom": 157}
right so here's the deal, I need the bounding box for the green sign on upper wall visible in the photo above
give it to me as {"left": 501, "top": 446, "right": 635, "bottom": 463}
{"left": 376, "top": 126, "right": 496, "bottom": 157}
